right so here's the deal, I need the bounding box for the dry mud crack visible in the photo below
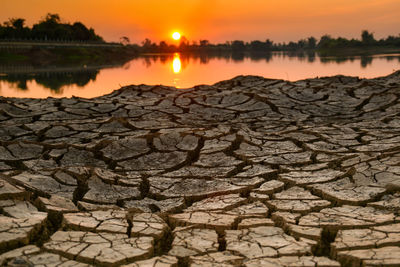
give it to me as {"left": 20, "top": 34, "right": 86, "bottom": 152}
{"left": 1, "top": 72, "right": 400, "bottom": 266}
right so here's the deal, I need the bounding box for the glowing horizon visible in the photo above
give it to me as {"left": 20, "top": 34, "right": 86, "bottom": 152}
{"left": 1, "top": 0, "right": 400, "bottom": 44}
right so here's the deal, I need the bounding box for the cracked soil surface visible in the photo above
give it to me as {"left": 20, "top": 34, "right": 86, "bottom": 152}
{"left": 1, "top": 72, "right": 400, "bottom": 266}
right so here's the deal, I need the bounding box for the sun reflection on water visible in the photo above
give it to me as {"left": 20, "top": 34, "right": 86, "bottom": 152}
{"left": 172, "top": 53, "right": 182, "bottom": 88}
{"left": 172, "top": 53, "right": 181, "bottom": 74}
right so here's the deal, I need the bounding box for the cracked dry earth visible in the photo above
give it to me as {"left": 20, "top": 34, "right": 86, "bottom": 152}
{"left": 0, "top": 71, "right": 400, "bottom": 267}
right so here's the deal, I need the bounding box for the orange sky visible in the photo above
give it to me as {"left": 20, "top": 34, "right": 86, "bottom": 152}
{"left": 1, "top": 0, "right": 399, "bottom": 43}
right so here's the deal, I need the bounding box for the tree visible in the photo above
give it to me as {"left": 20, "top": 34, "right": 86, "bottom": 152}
{"left": 9, "top": 18, "right": 25, "bottom": 29}
{"left": 179, "top": 36, "right": 189, "bottom": 46}
{"left": 200, "top": 40, "right": 209, "bottom": 47}
{"left": 318, "top": 35, "right": 333, "bottom": 49}
{"left": 141, "top": 38, "right": 156, "bottom": 52}
{"left": 0, "top": 18, "right": 28, "bottom": 39}
{"left": 72, "top": 22, "right": 90, "bottom": 40}
{"left": 0, "top": 13, "right": 103, "bottom": 41}
{"left": 297, "top": 39, "right": 307, "bottom": 49}
{"left": 231, "top": 40, "right": 245, "bottom": 51}
{"left": 120, "top": 36, "right": 130, "bottom": 45}
{"left": 307, "top": 37, "right": 317, "bottom": 49}
{"left": 159, "top": 41, "right": 168, "bottom": 51}
{"left": 361, "top": 30, "right": 375, "bottom": 46}
{"left": 142, "top": 38, "right": 152, "bottom": 46}
{"left": 41, "top": 13, "right": 61, "bottom": 24}
{"left": 265, "top": 39, "right": 273, "bottom": 50}
{"left": 250, "top": 40, "right": 266, "bottom": 51}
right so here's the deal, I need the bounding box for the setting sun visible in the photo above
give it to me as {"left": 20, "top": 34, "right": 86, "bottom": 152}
{"left": 172, "top": 32, "right": 181, "bottom": 40}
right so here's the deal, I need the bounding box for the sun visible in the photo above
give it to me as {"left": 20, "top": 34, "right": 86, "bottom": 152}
{"left": 172, "top": 32, "right": 181, "bottom": 40}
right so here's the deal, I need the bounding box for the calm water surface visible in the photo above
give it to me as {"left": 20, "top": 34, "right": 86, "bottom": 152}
{"left": 1, "top": 52, "right": 399, "bottom": 98}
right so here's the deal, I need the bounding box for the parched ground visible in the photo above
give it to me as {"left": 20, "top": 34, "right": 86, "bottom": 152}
{"left": 0, "top": 71, "right": 400, "bottom": 266}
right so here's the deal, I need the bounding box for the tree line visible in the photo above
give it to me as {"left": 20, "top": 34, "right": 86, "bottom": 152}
{"left": 0, "top": 13, "right": 103, "bottom": 42}
{"left": 137, "top": 30, "right": 400, "bottom": 53}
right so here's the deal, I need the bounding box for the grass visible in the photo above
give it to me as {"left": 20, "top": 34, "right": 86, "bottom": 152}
{"left": 0, "top": 52, "right": 29, "bottom": 61}
{"left": 0, "top": 46, "right": 138, "bottom": 65}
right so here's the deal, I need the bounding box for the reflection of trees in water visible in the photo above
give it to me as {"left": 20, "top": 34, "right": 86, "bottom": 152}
{"left": 1, "top": 75, "right": 29, "bottom": 90}
{"left": 138, "top": 52, "right": 400, "bottom": 70}
{"left": 139, "top": 51, "right": 376, "bottom": 66}
{"left": 199, "top": 54, "right": 209, "bottom": 64}
{"left": 360, "top": 56, "right": 373, "bottom": 68}
{"left": 159, "top": 55, "right": 169, "bottom": 64}
{"left": 122, "top": 62, "right": 130, "bottom": 70}
{"left": 320, "top": 56, "right": 355, "bottom": 64}
{"left": 143, "top": 57, "right": 153, "bottom": 68}
{"left": 141, "top": 52, "right": 275, "bottom": 66}
{"left": 248, "top": 52, "right": 272, "bottom": 62}
{"left": 0, "top": 70, "right": 98, "bottom": 92}
{"left": 320, "top": 55, "right": 373, "bottom": 68}
{"left": 231, "top": 52, "right": 245, "bottom": 62}
{"left": 319, "top": 55, "right": 373, "bottom": 68}
{"left": 384, "top": 56, "right": 400, "bottom": 63}
{"left": 318, "top": 54, "right": 400, "bottom": 68}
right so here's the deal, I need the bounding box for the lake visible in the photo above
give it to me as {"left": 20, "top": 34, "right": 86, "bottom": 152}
{"left": 1, "top": 52, "right": 399, "bottom": 98}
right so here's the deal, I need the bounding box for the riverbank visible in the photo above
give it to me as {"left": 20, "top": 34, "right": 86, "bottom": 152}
{"left": 0, "top": 72, "right": 400, "bottom": 266}
{"left": 0, "top": 45, "right": 139, "bottom": 65}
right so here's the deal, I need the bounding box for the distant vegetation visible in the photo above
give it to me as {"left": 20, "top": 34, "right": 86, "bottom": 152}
{"left": 137, "top": 31, "right": 400, "bottom": 53}
{"left": 0, "top": 13, "right": 103, "bottom": 42}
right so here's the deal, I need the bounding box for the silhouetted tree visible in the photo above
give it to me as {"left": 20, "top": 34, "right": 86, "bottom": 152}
{"left": 200, "top": 40, "right": 209, "bottom": 46}
{"left": 265, "top": 39, "right": 273, "bottom": 49}
{"left": 361, "top": 30, "right": 375, "bottom": 46}
{"left": 142, "top": 38, "right": 152, "bottom": 47}
{"left": 71, "top": 22, "right": 96, "bottom": 41}
{"left": 317, "top": 35, "right": 333, "bottom": 49}
{"left": 307, "top": 37, "right": 317, "bottom": 49}
{"left": 9, "top": 18, "right": 25, "bottom": 30}
{"left": 141, "top": 38, "right": 158, "bottom": 52}
{"left": 179, "top": 36, "right": 189, "bottom": 51}
{"left": 120, "top": 36, "right": 130, "bottom": 45}
{"left": 0, "top": 13, "right": 103, "bottom": 41}
{"left": 0, "top": 18, "right": 29, "bottom": 39}
{"left": 231, "top": 40, "right": 245, "bottom": 51}
{"left": 250, "top": 40, "right": 265, "bottom": 51}
{"left": 158, "top": 41, "right": 168, "bottom": 51}
{"left": 44, "top": 13, "right": 61, "bottom": 24}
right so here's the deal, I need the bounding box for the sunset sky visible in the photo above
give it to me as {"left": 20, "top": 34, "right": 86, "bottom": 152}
{"left": 1, "top": 0, "right": 400, "bottom": 44}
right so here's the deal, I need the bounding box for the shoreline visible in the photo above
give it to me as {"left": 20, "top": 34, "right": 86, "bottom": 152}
{"left": 1, "top": 70, "right": 399, "bottom": 100}
{"left": 0, "top": 45, "right": 139, "bottom": 65}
